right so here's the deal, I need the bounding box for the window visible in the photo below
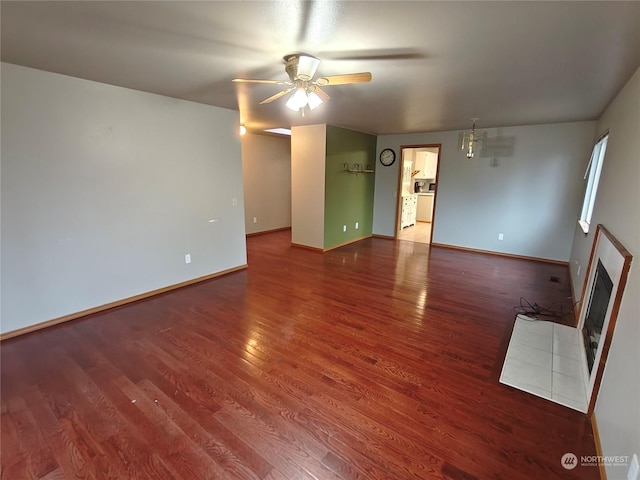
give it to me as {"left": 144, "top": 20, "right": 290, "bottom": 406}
{"left": 579, "top": 133, "right": 608, "bottom": 233}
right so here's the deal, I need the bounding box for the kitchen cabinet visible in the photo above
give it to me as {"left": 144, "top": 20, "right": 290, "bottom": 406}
{"left": 401, "top": 194, "right": 417, "bottom": 228}
{"left": 414, "top": 155, "right": 425, "bottom": 177}
{"left": 401, "top": 161, "right": 414, "bottom": 196}
{"left": 424, "top": 152, "right": 438, "bottom": 179}
{"left": 413, "top": 151, "right": 438, "bottom": 179}
{"left": 417, "top": 194, "right": 434, "bottom": 222}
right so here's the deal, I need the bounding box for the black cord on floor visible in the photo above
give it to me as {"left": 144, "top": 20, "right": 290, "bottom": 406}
{"left": 513, "top": 296, "right": 575, "bottom": 321}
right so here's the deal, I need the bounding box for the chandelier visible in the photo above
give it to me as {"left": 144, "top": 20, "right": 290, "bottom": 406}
{"left": 459, "top": 118, "right": 486, "bottom": 158}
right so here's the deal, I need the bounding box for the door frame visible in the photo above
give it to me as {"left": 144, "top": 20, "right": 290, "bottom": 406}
{"left": 394, "top": 144, "right": 442, "bottom": 244}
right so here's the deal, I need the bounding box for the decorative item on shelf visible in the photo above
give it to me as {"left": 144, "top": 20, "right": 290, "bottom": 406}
{"left": 459, "top": 118, "right": 487, "bottom": 158}
{"left": 343, "top": 163, "right": 374, "bottom": 175}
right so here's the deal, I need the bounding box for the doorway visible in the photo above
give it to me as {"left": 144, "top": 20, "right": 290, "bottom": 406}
{"left": 395, "top": 144, "right": 441, "bottom": 244}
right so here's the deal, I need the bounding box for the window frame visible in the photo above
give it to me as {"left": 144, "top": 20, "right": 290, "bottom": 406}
{"left": 579, "top": 132, "right": 609, "bottom": 234}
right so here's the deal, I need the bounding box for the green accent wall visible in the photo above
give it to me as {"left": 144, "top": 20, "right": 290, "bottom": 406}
{"left": 324, "top": 125, "right": 377, "bottom": 249}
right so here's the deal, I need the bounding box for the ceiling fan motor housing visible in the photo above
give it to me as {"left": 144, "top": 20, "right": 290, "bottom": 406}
{"left": 284, "top": 53, "right": 320, "bottom": 82}
{"left": 284, "top": 55, "right": 299, "bottom": 82}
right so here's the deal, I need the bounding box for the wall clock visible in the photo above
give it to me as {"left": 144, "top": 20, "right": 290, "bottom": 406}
{"left": 379, "top": 148, "right": 396, "bottom": 166}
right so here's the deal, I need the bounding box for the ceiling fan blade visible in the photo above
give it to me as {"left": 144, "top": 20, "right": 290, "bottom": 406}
{"left": 259, "top": 88, "right": 293, "bottom": 105}
{"left": 319, "top": 49, "right": 426, "bottom": 62}
{"left": 232, "top": 78, "right": 291, "bottom": 85}
{"left": 311, "top": 86, "right": 330, "bottom": 102}
{"left": 316, "top": 72, "right": 372, "bottom": 86}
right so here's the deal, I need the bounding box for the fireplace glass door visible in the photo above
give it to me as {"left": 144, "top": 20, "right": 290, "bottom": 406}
{"left": 581, "top": 259, "right": 613, "bottom": 374}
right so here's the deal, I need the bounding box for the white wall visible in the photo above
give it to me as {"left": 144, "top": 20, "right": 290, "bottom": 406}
{"left": 569, "top": 68, "right": 640, "bottom": 479}
{"left": 241, "top": 133, "right": 291, "bottom": 235}
{"left": 1, "top": 63, "right": 247, "bottom": 334}
{"left": 291, "top": 124, "right": 326, "bottom": 249}
{"left": 374, "top": 121, "right": 596, "bottom": 261}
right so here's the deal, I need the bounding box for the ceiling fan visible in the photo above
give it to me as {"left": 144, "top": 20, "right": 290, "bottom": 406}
{"left": 232, "top": 53, "right": 372, "bottom": 114}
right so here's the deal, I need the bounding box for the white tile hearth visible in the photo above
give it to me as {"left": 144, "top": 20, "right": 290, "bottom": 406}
{"left": 500, "top": 315, "right": 587, "bottom": 413}
{"left": 552, "top": 353, "right": 582, "bottom": 377}
{"left": 508, "top": 343, "right": 553, "bottom": 370}
{"left": 502, "top": 357, "right": 552, "bottom": 391}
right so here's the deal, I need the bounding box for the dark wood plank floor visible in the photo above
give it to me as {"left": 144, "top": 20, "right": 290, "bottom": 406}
{"left": 1, "top": 231, "right": 600, "bottom": 479}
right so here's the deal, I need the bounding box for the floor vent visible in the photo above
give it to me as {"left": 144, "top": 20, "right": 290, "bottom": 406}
{"left": 550, "top": 276, "right": 560, "bottom": 283}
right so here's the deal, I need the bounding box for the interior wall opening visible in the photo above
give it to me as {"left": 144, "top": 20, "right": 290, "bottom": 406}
{"left": 395, "top": 144, "right": 441, "bottom": 244}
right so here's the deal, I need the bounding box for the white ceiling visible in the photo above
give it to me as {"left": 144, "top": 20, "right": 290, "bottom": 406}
{"left": 2, "top": 1, "right": 639, "bottom": 135}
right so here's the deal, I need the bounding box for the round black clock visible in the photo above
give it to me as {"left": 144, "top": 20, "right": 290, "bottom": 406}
{"left": 379, "top": 148, "right": 396, "bottom": 166}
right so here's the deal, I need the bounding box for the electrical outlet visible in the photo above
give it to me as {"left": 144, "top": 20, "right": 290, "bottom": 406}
{"left": 628, "top": 454, "right": 639, "bottom": 480}
{"left": 355, "top": 222, "right": 359, "bottom": 230}
{"left": 232, "top": 198, "right": 238, "bottom": 207}
{"left": 498, "top": 233, "right": 504, "bottom": 241}
{"left": 343, "top": 225, "right": 347, "bottom": 232}
{"left": 184, "top": 254, "right": 191, "bottom": 264}
{"left": 253, "top": 217, "right": 257, "bottom": 224}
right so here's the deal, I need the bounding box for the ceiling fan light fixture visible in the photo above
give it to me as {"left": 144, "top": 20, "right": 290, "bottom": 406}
{"left": 307, "top": 91, "right": 323, "bottom": 110}
{"left": 292, "top": 87, "right": 308, "bottom": 108}
{"left": 285, "top": 94, "right": 300, "bottom": 111}
{"left": 296, "top": 55, "right": 320, "bottom": 81}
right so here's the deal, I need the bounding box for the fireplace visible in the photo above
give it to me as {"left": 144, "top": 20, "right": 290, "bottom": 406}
{"left": 500, "top": 225, "right": 631, "bottom": 415}
{"left": 576, "top": 225, "right": 632, "bottom": 415}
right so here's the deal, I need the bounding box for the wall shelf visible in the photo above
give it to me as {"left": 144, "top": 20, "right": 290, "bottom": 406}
{"left": 343, "top": 163, "right": 374, "bottom": 174}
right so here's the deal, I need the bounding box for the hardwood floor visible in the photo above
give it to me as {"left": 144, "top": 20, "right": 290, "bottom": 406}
{"left": 1, "top": 231, "right": 599, "bottom": 479}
